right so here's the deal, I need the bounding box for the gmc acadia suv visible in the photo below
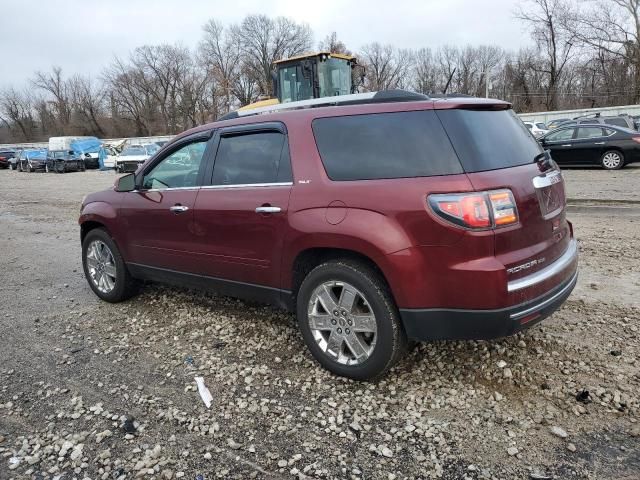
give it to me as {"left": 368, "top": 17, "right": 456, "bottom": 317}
{"left": 79, "top": 92, "right": 578, "bottom": 380}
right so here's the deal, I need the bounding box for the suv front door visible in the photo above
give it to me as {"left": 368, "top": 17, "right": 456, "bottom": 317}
{"left": 191, "top": 123, "right": 293, "bottom": 297}
{"left": 119, "top": 132, "right": 212, "bottom": 273}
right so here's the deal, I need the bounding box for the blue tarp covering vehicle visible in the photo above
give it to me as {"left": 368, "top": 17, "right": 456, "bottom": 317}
{"left": 70, "top": 138, "right": 102, "bottom": 155}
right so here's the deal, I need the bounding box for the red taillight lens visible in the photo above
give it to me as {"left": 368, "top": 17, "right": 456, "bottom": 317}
{"left": 632, "top": 136, "right": 640, "bottom": 144}
{"left": 429, "top": 189, "right": 518, "bottom": 230}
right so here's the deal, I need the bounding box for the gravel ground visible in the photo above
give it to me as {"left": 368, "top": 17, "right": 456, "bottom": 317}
{"left": 0, "top": 167, "right": 639, "bottom": 480}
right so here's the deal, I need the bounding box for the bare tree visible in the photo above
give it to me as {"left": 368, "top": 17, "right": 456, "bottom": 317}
{"left": 32, "top": 66, "right": 72, "bottom": 131}
{"left": 231, "top": 15, "right": 313, "bottom": 95}
{"left": 0, "top": 88, "right": 37, "bottom": 140}
{"left": 517, "top": 0, "right": 576, "bottom": 109}
{"left": 69, "top": 75, "right": 105, "bottom": 136}
{"left": 359, "top": 43, "right": 414, "bottom": 90}
{"left": 319, "top": 32, "right": 350, "bottom": 54}
{"left": 568, "top": 0, "right": 640, "bottom": 102}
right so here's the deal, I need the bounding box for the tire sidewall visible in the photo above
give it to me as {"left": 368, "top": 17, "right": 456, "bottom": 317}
{"left": 601, "top": 150, "right": 624, "bottom": 170}
{"left": 82, "top": 229, "right": 130, "bottom": 303}
{"left": 297, "top": 262, "right": 402, "bottom": 380}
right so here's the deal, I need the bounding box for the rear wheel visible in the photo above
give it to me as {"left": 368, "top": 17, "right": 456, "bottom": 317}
{"left": 297, "top": 259, "right": 407, "bottom": 380}
{"left": 601, "top": 150, "right": 624, "bottom": 170}
{"left": 82, "top": 228, "right": 138, "bottom": 302}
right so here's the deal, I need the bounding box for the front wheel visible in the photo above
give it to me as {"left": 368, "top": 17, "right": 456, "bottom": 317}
{"left": 56, "top": 161, "right": 66, "bottom": 173}
{"left": 601, "top": 150, "right": 624, "bottom": 170}
{"left": 82, "top": 228, "right": 138, "bottom": 302}
{"left": 297, "top": 260, "right": 407, "bottom": 381}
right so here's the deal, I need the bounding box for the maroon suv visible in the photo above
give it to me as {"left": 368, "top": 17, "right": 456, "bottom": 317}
{"left": 79, "top": 92, "right": 578, "bottom": 380}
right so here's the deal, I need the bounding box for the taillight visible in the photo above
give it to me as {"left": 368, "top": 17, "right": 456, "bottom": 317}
{"left": 428, "top": 189, "right": 519, "bottom": 230}
{"left": 632, "top": 136, "right": 640, "bottom": 144}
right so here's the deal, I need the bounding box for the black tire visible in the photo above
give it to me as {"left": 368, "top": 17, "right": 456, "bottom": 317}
{"left": 82, "top": 228, "right": 138, "bottom": 303}
{"left": 601, "top": 150, "right": 624, "bottom": 170}
{"left": 56, "top": 161, "right": 66, "bottom": 174}
{"left": 296, "top": 259, "right": 408, "bottom": 381}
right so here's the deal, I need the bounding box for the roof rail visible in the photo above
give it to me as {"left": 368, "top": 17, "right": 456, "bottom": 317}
{"left": 218, "top": 90, "right": 429, "bottom": 120}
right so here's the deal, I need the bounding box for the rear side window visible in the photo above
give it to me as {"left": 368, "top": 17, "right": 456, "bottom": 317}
{"left": 436, "top": 109, "right": 543, "bottom": 173}
{"left": 576, "top": 127, "right": 604, "bottom": 139}
{"left": 212, "top": 131, "right": 291, "bottom": 185}
{"left": 604, "top": 118, "right": 628, "bottom": 128}
{"left": 312, "top": 111, "right": 462, "bottom": 181}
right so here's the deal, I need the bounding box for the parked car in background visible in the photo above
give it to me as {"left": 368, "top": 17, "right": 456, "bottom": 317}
{"left": 49, "top": 136, "right": 102, "bottom": 169}
{"left": 116, "top": 143, "right": 160, "bottom": 173}
{"left": 8, "top": 149, "right": 21, "bottom": 170}
{"left": 18, "top": 149, "right": 48, "bottom": 172}
{"left": 571, "top": 115, "right": 637, "bottom": 131}
{"left": 547, "top": 118, "right": 571, "bottom": 130}
{"left": 540, "top": 124, "right": 640, "bottom": 169}
{"left": 46, "top": 150, "right": 86, "bottom": 173}
{"left": 80, "top": 92, "right": 578, "bottom": 380}
{"left": 0, "top": 150, "right": 16, "bottom": 169}
{"left": 523, "top": 121, "right": 549, "bottom": 138}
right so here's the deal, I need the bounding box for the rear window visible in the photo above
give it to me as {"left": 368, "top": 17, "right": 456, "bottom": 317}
{"left": 436, "top": 109, "right": 542, "bottom": 173}
{"left": 312, "top": 111, "right": 462, "bottom": 181}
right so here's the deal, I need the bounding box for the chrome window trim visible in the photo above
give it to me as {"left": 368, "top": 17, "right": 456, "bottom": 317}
{"left": 507, "top": 239, "right": 578, "bottom": 293}
{"left": 131, "top": 186, "right": 200, "bottom": 193}
{"left": 200, "top": 182, "right": 293, "bottom": 190}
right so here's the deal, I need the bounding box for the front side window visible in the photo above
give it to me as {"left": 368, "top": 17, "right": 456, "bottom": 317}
{"left": 212, "top": 131, "right": 290, "bottom": 186}
{"left": 576, "top": 127, "right": 604, "bottom": 139}
{"left": 142, "top": 140, "right": 208, "bottom": 190}
{"left": 546, "top": 128, "right": 575, "bottom": 142}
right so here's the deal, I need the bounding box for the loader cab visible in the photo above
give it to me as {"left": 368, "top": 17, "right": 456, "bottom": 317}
{"left": 273, "top": 52, "right": 360, "bottom": 104}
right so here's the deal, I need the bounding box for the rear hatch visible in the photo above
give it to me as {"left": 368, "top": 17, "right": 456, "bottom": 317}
{"left": 435, "top": 106, "right": 572, "bottom": 293}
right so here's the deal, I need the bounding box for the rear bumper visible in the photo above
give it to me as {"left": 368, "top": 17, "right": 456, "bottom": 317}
{"left": 400, "top": 258, "right": 578, "bottom": 341}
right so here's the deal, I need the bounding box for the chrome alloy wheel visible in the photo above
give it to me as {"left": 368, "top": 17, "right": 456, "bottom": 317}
{"left": 307, "top": 281, "right": 378, "bottom": 365}
{"left": 86, "top": 240, "right": 117, "bottom": 294}
{"left": 602, "top": 152, "right": 622, "bottom": 169}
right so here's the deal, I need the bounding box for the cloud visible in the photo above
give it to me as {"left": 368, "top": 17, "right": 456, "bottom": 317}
{"left": 1, "top": 0, "right": 531, "bottom": 88}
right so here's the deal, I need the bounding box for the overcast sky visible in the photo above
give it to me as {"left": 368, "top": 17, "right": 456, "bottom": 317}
{"left": 1, "top": 0, "right": 532, "bottom": 89}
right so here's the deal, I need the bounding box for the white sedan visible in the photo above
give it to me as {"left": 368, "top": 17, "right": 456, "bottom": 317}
{"left": 523, "top": 121, "right": 549, "bottom": 138}
{"left": 116, "top": 144, "right": 160, "bottom": 173}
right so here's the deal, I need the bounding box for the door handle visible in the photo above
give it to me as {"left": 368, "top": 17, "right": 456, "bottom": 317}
{"left": 255, "top": 206, "right": 281, "bottom": 214}
{"left": 593, "top": 142, "right": 605, "bottom": 145}
{"left": 169, "top": 205, "right": 189, "bottom": 214}
{"left": 561, "top": 144, "right": 572, "bottom": 147}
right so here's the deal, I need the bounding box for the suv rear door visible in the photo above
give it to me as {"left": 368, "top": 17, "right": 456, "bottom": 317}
{"left": 437, "top": 107, "right": 572, "bottom": 300}
{"left": 191, "top": 122, "right": 293, "bottom": 293}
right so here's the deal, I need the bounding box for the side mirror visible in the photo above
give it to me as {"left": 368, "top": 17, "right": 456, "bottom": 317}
{"left": 115, "top": 173, "right": 136, "bottom": 192}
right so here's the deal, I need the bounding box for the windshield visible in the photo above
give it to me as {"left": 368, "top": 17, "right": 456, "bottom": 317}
{"left": 317, "top": 58, "right": 352, "bottom": 97}
{"left": 144, "top": 144, "right": 160, "bottom": 154}
{"left": 121, "top": 146, "right": 145, "bottom": 156}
